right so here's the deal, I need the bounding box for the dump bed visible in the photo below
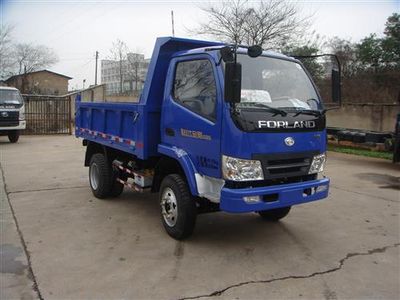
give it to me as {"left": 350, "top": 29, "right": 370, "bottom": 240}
{"left": 75, "top": 37, "right": 221, "bottom": 160}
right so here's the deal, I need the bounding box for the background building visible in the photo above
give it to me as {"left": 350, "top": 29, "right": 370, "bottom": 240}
{"left": 101, "top": 53, "right": 150, "bottom": 96}
{"left": 5, "top": 70, "right": 72, "bottom": 95}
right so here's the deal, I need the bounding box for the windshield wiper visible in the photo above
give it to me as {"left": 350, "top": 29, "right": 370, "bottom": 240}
{"left": 292, "top": 109, "right": 322, "bottom": 117}
{"left": 237, "top": 102, "right": 287, "bottom": 116}
{"left": 277, "top": 106, "right": 323, "bottom": 117}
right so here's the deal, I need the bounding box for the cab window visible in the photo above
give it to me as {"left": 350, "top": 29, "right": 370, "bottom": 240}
{"left": 173, "top": 59, "right": 217, "bottom": 121}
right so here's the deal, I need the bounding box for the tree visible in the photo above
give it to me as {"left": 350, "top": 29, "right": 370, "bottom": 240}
{"left": 108, "top": 42, "right": 147, "bottom": 95}
{"left": 0, "top": 24, "right": 15, "bottom": 80}
{"left": 384, "top": 13, "right": 400, "bottom": 39}
{"left": 126, "top": 53, "right": 144, "bottom": 92}
{"left": 356, "top": 34, "right": 384, "bottom": 70}
{"left": 356, "top": 14, "right": 400, "bottom": 71}
{"left": 286, "top": 45, "right": 325, "bottom": 80}
{"left": 12, "top": 43, "right": 58, "bottom": 93}
{"left": 109, "top": 39, "right": 129, "bottom": 94}
{"left": 194, "top": 0, "right": 310, "bottom": 49}
{"left": 14, "top": 43, "right": 58, "bottom": 74}
{"left": 282, "top": 33, "right": 326, "bottom": 80}
{"left": 381, "top": 13, "right": 400, "bottom": 65}
{"left": 1, "top": 25, "right": 59, "bottom": 81}
{"left": 328, "top": 37, "right": 358, "bottom": 77}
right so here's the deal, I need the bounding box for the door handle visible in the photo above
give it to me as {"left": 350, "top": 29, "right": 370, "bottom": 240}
{"left": 165, "top": 127, "right": 175, "bottom": 136}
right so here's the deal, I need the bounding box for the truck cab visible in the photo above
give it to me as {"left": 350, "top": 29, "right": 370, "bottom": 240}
{"left": 0, "top": 86, "right": 26, "bottom": 143}
{"left": 76, "top": 37, "right": 340, "bottom": 240}
{"left": 161, "top": 46, "right": 332, "bottom": 210}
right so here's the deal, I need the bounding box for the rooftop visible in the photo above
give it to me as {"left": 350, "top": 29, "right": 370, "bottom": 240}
{"left": 5, "top": 70, "right": 73, "bottom": 81}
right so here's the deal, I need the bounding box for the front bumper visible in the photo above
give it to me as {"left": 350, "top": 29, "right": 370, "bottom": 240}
{"left": 220, "top": 178, "right": 329, "bottom": 213}
{"left": 0, "top": 121, "right": 26, "bottom": 131}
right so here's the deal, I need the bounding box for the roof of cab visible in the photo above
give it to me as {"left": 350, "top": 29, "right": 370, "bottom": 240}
{"left": 173, "top": 45, "right": 296, "bottom": 61}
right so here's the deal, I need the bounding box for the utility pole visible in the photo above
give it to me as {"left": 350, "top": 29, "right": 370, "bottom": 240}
{"left": 95, "top": 51, "right": 99, "bottom": 85}
{"left": 171, "top": 10, "right": 175, "bottom": 37}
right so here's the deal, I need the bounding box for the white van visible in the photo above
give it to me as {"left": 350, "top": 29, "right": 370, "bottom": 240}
{"left": 0, "top": 87, "right": 26, "bottom": 143}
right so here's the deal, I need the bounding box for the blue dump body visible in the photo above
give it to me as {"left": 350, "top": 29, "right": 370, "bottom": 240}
{"left": 76, "top": 37, "right": 222, "bottom": 160}
{"left": 76, "top": 36, "right": 330, "bottom": 216}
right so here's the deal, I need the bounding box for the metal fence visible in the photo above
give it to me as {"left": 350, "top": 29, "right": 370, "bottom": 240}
{"left": 23, "top": 95, "right": 72, "bottom": 135}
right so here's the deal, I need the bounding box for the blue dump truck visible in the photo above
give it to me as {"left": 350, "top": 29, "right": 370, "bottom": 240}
{"left": 76, "top": 37, "right": 341, "bottom": 239}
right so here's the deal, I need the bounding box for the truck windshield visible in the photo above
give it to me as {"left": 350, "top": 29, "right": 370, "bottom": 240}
{"left": 0, "top": 89, "right": 23, "bottom": 105}
{"left": 237, "top": 54, "right": 320, "bottom": 111}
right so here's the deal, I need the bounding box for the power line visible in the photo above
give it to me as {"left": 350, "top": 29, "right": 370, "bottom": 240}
{"left": 63, "top": 57, "right": 93, "bottom": 74}
{"left": 57, "top": 57, "right": 93, "bottom": 62}
{"left": 39, "top": 4, "right": 96, "bottom": 43}
{"left": 46, "top": 4, "right": 120, "bottom": 44}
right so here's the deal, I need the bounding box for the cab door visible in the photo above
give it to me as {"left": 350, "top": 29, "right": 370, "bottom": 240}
{"left": 161, "top": 55, "right": 222, "bottom": 178}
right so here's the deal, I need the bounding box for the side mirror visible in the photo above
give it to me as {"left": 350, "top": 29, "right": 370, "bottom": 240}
{"left": 332, "top": 68, "right": 341, "bottom": 104}
{"left": 224, "top": 62, "right": 242, "bottom": 103}
{"left": 220, "top": 46, "right": 234, "bottom": 62}
{"left": 248, "top": 45, "right": 262, "bottom": 58}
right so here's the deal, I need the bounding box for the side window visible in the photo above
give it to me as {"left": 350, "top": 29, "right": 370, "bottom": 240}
{"left": 173, "top": 59, "right": 217, "bottom": 120}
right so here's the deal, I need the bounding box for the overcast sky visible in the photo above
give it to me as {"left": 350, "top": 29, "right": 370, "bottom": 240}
{"left": 1, "top": 0, "right": 399, "bottom": 89}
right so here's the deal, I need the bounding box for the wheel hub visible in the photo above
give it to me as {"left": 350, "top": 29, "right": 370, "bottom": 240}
{"left": 161, "top": 187, "right": 178, "bottom": 227}
{"left": 90, "top": 163, "right": 99, "bottom": 190}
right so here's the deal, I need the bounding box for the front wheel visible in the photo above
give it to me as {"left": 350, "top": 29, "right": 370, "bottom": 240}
{"left": 159, "top": 174, "right": 197, "bottom": 240}
{"left": 8, "top": 131, "right": 19, "bottom": 143}
{"left": 258, "top": 206, "right": 291, "bottom": 221}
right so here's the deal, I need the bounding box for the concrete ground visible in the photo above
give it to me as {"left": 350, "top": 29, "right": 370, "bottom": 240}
{"left": 0, "top": 135, "right": 399, "bottom": 300}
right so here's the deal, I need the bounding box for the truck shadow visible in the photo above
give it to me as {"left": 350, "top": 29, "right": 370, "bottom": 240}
{"left": 192, "top": 213, "right": 309, "bottom": 246}
{"left": 0, "top": 139, "right": 26, "bottom": 146}
{"left": 116, "top": 190, "right": 316, "bottom": 247}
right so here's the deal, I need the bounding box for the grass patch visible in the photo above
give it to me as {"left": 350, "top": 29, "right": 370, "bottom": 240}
{"left": 328, "top": 145, "right": 393, "bottom": 160}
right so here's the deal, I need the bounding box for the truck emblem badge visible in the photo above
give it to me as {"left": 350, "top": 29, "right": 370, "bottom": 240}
{"left": 258, "top": 120, "right": 316, "bottom": 129}
{"left": 1, "top": 112, "right": 8, "bottom": 117}
{"left": 284, "top": 137, "right": 295, "bottom": 146}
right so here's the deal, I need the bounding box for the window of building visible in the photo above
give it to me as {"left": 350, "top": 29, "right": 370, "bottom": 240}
{"left": 173, "top": 59, "right": 217, "bottom": 121}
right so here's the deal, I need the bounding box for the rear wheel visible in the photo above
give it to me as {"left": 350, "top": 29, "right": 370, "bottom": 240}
{"left": 89, "top": 153, "right": 112, "bottom": 199}
{"left": 110, "top": 180, "right": 124, "bottom": 197}
{"left": 159, "top": 174, "right": 197, "bottom": 240}
{"left": 258, "top": 206, "right": 291, "bottom": 221}
{"left": 8, "top": 131, "right": 19, "bottom": 143}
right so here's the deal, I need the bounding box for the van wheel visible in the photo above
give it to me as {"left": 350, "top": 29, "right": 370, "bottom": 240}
{"left": 159, "top": 174, "right": 197, "bottom": 240}
{"left": 258, "top": 206, "right": 291, "bottom": 221}
{"left": 89, "top": 153, "right": 112, "bottom": 199}
{"left": 8, "top": 131, "right": 19, "bottom": 143}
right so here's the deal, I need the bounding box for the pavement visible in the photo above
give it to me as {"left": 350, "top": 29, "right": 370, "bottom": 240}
{"left": 0, "top": 135, "right": 399, "bottom": 300}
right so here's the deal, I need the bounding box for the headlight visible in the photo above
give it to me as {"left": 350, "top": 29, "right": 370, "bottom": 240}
{"left": 308, "top": 153, "right": 326, "bottom": 174}
{"left": 222, "top": 155, "right": 264, "bottom": 181}
{"left": 19, "top": 111, "right": 25, "bottom": 121}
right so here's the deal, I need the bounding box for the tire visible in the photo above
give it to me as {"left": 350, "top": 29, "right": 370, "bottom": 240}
{"left": 366, "top": 132, "right": 392, "bottom": 144}
{"left": 384, "top": 138, "right": 394, "bottom": 152}
{"left": 258, "top": 206, "right": 291, "bottom": 221}
{"left": 89, "top": 153, "right": 113, "bottom": 199}
{"left": 8, "top": 131, "right": 19, "bottom": 143}
{"left": 159, "top": 174, "right": 197, "bottom": 240}
{"left": 110, "top": 181, "right": 124, "bottom": 197}
{"left": 352, "top": 132, "right": 366, "bottom": 144}
{"left": 337, "top": 130, "right": 351, "bottom": 141}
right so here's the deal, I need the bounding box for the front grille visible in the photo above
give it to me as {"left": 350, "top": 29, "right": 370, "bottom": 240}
{"left": 253, "top": 151, "right": 318, "bottom": 180}
{"left": 0, "top": 111, "right": 19, "bottom": 127}
{"left": 267, "top": 157, "right": 311, "bottom": 175}
{"left": 224, "top": 174, "right": 318, "bottom": 189}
